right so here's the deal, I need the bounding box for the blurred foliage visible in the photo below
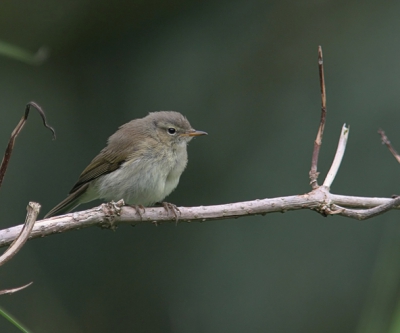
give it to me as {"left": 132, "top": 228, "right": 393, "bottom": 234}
{"left": 0, "top": 41, "right": 48, "bottom": 65}
{"left": 0, "top": 307, "right": 30, "bottom": 333}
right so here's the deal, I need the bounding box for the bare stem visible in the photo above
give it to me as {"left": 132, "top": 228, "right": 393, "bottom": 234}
{"left": 309, "top": 46, "right": 327, "bottom": 189}
{"left": 331, "top": 195, "right": 400, "bottom": 220}
{"left": 323, "top": 124, "right": 349, "bottom": 188}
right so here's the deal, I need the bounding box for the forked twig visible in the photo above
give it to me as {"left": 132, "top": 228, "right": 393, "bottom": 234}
{"left": 331, "top": 195, "right": 400, "bottom": 220}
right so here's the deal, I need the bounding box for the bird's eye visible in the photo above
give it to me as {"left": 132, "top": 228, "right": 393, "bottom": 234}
{"left": 167, "top": 128, "right": 176, "bottom": 135}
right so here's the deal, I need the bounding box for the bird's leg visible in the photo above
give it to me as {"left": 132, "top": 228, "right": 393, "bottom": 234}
{"left": 129, "top": 204, "right": 146, "bottom": 219}
{"left": 156, "top": 202, "right": 181, "bottom": 223}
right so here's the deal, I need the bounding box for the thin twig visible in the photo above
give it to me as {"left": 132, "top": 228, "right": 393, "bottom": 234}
{"left": 323, "top": 124, "right": 349, "bottom": 188}
{"left": 0, "top": 282, "right": 33, "bottom": 296}
{"left": 309, "top": 45, "right": 327, "bottom": 189}
{"left": 329, "top": 194, "right": 399, "bottom": 208}
{"left": 0, "top": 202, "right": 39, "bottom": 296}
{"left": 378, "top": 129, "right": 400, "bottom": 164}
{"left": 0, "top": 202, "right": 40, "bottom": 266}
{"left": 331, "top": 196, "right": 400, "bottom": 220}
{"left": 0, "top": 102, "right": 55, "bottom": 189}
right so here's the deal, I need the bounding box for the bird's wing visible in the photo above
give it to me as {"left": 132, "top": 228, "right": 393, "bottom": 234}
{"left": 69, "top": 150, "right": 127, "bottom": 194}
{"left": 44, "top": 183, "right": 90, "bottom": 218}
{"left": 69, "top": 125, "right": 153, "bottom": 194}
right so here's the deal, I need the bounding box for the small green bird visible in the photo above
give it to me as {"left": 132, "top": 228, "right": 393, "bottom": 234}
{"left": 45, "top": 111, "right": 207, "bottom": 218}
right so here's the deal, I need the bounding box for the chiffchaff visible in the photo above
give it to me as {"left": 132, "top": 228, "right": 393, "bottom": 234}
{"left": 45, "top": 111, "right": 207, "bottom": 218}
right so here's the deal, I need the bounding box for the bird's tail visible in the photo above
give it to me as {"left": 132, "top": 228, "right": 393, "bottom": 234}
{"left": 44, "top": 183, "right": 90, "bottom": 218}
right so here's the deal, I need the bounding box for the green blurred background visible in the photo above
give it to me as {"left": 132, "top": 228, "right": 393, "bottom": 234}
{"left": 1, "top": 0, "right": 400, "bottom": 332}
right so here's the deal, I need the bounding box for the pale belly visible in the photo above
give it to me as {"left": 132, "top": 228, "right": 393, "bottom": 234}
{"left": 89, "top": 145, "right": 188, "bottom": 206}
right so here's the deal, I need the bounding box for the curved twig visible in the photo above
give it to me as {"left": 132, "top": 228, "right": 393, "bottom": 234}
{"left": 0, "top": 202, "right": 40, "bottom": 296}
{"left": 0, "top": 102, "right": 55, "bottom": 189}
{"left": 0, "top": 202, "right": 40, "bottom": 266}
{"left": 331, "top": 195, "right": 400, "bottom": 220}
{"left": 0, "top": 282, "right": 33, "bottom": 296}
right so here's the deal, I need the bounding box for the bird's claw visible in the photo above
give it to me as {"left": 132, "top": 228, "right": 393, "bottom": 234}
{"left": 129, "top": 204, "right": 146, "bottom": 219}
{"left": 159, "top": 202, "right": 181, "bottom": 223}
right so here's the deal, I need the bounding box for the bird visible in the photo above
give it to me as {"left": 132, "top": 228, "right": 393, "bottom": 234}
{"left": 45, "top": 111, "right": 207, "bottom": 218}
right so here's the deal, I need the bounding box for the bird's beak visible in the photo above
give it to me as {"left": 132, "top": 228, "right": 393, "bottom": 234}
{"left": 183, "top": 129, "right": 208, "bottom": 137}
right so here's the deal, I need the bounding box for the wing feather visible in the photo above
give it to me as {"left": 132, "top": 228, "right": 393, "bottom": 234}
{"left": 69, "top": 122, "right": 152, "bottom": 194}
{"left": 69, "top": 152, "right": 127, "bottom": 194}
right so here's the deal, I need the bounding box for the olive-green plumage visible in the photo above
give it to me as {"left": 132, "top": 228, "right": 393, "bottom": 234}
{"left": 45, "top": 111, "right": 207, "bottom": 218}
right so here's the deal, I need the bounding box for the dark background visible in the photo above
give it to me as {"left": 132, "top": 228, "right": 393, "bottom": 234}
{"left": 1, "top": 1, "right": 400, "bottom": 332}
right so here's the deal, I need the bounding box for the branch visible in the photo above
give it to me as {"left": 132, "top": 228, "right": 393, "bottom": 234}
{"left": 0, "top": 189, "right": 398, "bottom": 248}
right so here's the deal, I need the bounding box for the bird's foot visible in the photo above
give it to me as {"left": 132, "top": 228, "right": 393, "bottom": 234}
{"left": 157, "top": 202, "right": 181, "bottom": 223}
{"left": 129, "top": 204, "right": 146, "bottom": 219}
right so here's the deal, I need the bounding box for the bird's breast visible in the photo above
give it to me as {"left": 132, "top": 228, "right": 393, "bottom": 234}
{"left": 164, "top": 143, "right": 188, "bottom": 196}
{"left": 93, "top": 143, "right": 188, "bottom": 206}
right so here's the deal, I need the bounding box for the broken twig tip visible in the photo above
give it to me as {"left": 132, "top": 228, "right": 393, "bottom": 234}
{"left": 318, "top": 46, "right": 323, "bottom": 64}
{"left": 378, "top": 129, "right": 400, "bottom": 164}
{"left": 322, "top": 125, "right": 350, "bottom": 188}
{"left": 0, "top": 281, "right": 33, "bottom": 296}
